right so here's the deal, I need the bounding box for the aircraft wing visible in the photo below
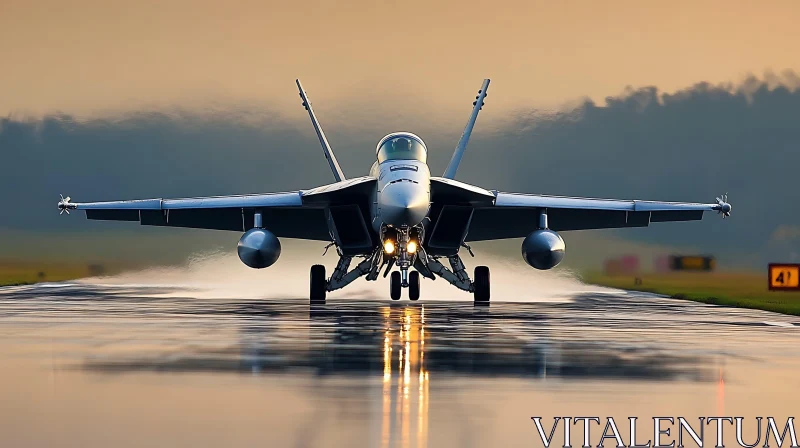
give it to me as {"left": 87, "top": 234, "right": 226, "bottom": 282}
{"left": 439, "top": 183, "right": 730, "bottom": 242}
{"left": 58, "top": 177, "right": 377, "bottom": 241}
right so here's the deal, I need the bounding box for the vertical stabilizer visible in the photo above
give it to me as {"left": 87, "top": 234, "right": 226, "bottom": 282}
{"left": 296, "top": 79, "right": 346, "bottom": 182}
{"left": 443, "top": 79, "right": 490, "bottom": 179}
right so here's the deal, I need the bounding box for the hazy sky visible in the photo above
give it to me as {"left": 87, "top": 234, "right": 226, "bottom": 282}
{"left": 2, "top": 0, "right": 800, "bottom": 116}
{"left": 3, "top": 1, "right": 800, "bottom": 268}
{"left": 4, "top": 77, "right": 800, "bottom": 267}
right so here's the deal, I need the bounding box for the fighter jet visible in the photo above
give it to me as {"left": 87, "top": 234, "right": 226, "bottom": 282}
{"left": 58, "top": 79, "right": 731, "bottom": 304}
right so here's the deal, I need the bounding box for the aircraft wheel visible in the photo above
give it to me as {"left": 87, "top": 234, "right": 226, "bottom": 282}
{"left": 409, "top": 271, "right": 421, "bottom": 301}
{"left": 390, "top": 271, "right": 402, "bottom": 301}
{"left": 310, "top": 264, "right": 327, "bottom": 303}
{"left": 473, "top": 265, "right": 490, "bottom": 304}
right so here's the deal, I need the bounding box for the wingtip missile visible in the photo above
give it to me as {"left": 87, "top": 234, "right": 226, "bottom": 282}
{"left": 714, "top": 193, "right": 731, "bottom": 218}
{"left": 58, "top": 194, "right": 76, "bottom": 215}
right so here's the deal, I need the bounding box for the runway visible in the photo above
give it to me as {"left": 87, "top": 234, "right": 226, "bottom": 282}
{"left": 1, "top": 281, "right": 799, "bottom": 447}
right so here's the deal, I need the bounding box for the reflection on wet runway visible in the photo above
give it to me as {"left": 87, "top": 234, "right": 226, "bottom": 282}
{"left": 0, "top": 282, "right": 799, "bottom": 447}
{"left": 379, "top": 307, "right": 428, "bottom": 448}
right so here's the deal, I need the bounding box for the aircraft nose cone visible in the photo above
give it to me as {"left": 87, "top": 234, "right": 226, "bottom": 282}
{"left": 379, "top": 182, "right": 429, "bottom": 227}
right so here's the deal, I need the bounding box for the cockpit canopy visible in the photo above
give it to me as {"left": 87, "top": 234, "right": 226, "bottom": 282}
{"left": 376, "top": 133, "right": 427, "bottom": 164}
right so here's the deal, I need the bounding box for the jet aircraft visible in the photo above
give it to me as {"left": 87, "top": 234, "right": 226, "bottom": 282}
{"left": 58, "top": 79, "right": 731, "bottom": 304}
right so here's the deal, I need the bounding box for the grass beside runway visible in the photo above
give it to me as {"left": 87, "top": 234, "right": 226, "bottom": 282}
{"left": 0, "top": 261, "right": 108, "bottom": 286}
{"left": 584, "top": 272, "right": 800, "bottom": 316}
{"left": 5, "top": 256, "right": 799, "bottom": 318}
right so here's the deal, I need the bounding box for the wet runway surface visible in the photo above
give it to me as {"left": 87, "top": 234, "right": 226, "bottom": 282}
{"left": 1, "top": 282, "right": 800, "bottom": 447}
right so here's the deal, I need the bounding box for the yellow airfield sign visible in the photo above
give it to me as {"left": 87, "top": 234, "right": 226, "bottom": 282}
{"left": 769, "top": 264, "right": 800, "bottom": 290}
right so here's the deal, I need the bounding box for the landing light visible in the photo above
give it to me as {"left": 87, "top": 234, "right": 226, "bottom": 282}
{"left": 384, "top": 240, "right": 395, "bottom": 254}
{"left": 407, "top": 241, "right": 417, "bottom": 254}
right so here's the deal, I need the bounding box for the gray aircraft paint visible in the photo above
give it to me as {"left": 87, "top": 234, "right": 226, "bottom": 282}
{"left": 370, "top": 133, "right": 431, "bottom": 232}
{"left": 54, "top": 79, "right": 731, "bottom": 300}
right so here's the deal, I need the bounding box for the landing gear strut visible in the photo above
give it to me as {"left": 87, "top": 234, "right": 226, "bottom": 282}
{"left": 381, "top": 225, "right": 424, "bottom": 301}
{"left": 309, "top": 247, "right": 382, "bottom": 304}
{"left": 308, "top": 240, "right": 487, "bottom": 304}
{"left": 426, "top": 254, "right": 490, "bottom": 305}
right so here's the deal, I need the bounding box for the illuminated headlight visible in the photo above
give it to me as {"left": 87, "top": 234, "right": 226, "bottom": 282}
{"left": 407, "top": 241, "right": 417, "bottom": 254}
{"left": 384, "top": 240, "right": 395, "bottom": 254}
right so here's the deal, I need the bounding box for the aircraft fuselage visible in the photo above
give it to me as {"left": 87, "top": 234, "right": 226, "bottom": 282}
{"left": 55, "top": 78, "right": 731, "bottom": 304}
{"left": 371, "top": 158, "right": 431, "bottom": 232}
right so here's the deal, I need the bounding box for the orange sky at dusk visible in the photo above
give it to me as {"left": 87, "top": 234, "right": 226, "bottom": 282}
{"left": 2, "top": 0, "right": 799, "bottom": 118}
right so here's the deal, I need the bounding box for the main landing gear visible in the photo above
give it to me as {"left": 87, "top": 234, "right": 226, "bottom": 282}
{"left": 307, "top": 226, "right": 489, "bottom": 304}
{"left": 308, "top": 252, "right": 490, "bottom": 304}
{"left": 425, "top": 254, "right": 491, "bottom": 305}
{"left": 310, "top": 264, "right": 327, "bottom": 304}
{"left": 473, "top": 265, "right": 490, "bottom": 304}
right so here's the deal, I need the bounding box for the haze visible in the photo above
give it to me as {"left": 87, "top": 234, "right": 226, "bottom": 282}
{"left": 2, "top": 0, "right": 800, "bottom": 116}
{"left": 2, "top": 0, "right": 800, "bottom": 270}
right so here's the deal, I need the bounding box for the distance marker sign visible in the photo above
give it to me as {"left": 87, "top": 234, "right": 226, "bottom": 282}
{"left": 769, "top": 264, "right": 800, "bottom": 290}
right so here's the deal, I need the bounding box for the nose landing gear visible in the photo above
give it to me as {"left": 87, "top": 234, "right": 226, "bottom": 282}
{"left": 389, "top": 270, "right": 421, "bottom": 301}
{"left": 390, "top": 271, "right": 402, "bottom": 300}
{"left": 382, "top": 225, "right": 425, "bottom": 301}
{"left": 408, "top": 271, "right": 421, "bottom": 301}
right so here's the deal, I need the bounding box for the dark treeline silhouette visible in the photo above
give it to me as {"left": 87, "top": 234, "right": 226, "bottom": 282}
{"left": 460, "top": 75, "right": 800, "bottom": 263}
{"left": 3, "top": 74, "right": 798, "bottom": 264}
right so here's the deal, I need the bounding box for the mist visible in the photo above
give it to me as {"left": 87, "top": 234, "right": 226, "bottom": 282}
{"left": 86, "top": 240, "right": 605, "bottom": 302}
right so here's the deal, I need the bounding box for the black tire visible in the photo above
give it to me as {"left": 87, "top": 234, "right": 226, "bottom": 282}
{"left": 310, "top": 264, "right": 327, "bottom": 303}
{"left": 390, "top": 271, "right": 402, "bottom": 301}
{"left": 473, "top": 265, "right": 490, "bottom": 304}
{"left": 409, "top": 271, "right": 421, "bottom": 301}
